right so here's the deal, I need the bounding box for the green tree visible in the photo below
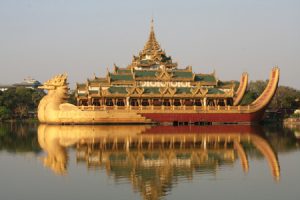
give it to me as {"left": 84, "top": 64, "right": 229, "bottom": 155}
{"left": 240, "top": 91, "right": 257, "bottom": 105}
{"left": 32, "top": 90, "right": 45, "bottom": 108}
{"left": 0, "top": 106, "right": 12, "bottom": 121}
{"left": 270, "top": 86, "right": 300, "bottom": 109}
{"left": 240, "top": 80, "right": 268, "bottom": 105}
{"left": 68, "top": 90, "right": 77, "bottom": 104}
{"left": 240, "top": 80, "right": 300, "bottom": 109}
{"left": 0, "top": 87, "right": 45, "bottom": 120}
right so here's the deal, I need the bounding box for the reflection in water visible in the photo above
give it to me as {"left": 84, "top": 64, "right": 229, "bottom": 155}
{"left": 0, "top": 122, "right": 40, "bottom": 153}
{"left": 284, "top": 124, "right": 300, "bottom": 140}
{"left": 38, "top": 125, "right": 281, "bottom": 200}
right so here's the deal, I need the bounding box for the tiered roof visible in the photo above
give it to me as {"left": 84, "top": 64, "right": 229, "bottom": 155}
{"left": 86, "top": 66, "right": 218, "bottom": 86}
{"left": 76, "top": 20, "right": 236, "bottom": 99}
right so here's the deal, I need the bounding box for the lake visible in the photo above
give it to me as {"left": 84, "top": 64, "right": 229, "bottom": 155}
{"left": 0, "top": 123, "right": 299, "bottom": 200}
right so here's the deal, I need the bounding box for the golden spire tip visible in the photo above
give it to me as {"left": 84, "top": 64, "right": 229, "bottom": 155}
{"left": 151, "top": 18, "right": 154, "bottom": 31}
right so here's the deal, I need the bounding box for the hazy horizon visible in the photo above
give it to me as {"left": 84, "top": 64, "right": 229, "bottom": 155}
{"left": 0, "top": 0, "right": 299, "bottom": 89}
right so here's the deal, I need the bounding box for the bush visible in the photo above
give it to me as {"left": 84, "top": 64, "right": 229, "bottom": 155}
{"left": 0, "top": 106, "right": 12, "bottom": 121}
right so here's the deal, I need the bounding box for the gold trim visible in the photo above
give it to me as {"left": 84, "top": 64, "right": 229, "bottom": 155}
{"left": 250, "top": 67, "right": 280, "bottom": 112}
{"left": 233, "top": 72, "right": 248, "bottom": 106}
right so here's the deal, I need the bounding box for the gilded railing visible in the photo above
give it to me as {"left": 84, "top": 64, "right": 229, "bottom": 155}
{"left": 77, "top": 105, "right": 255, "bottom": 112}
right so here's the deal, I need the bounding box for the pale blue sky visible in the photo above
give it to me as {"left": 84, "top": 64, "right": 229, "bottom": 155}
{"left": 0, "top": 0, "right": 299, "bottom": 88}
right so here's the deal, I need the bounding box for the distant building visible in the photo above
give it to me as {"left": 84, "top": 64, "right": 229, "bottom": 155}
{"left": 13, "top": 77, "right": 42, "bottom": 89}
{"left": 0, "top": 77, "right": 42, "bottom": 92}
{"left": 0, "top": 85, "right": 14, "bottom": 92}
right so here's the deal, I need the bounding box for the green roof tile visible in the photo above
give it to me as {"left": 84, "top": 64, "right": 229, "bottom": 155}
{"left": 176, "top": 87, "right": 192, "bottom": 94}
{"left": 208, "top": 88, "right": 225, "bottom": 94}
{"left": 110, "top": 74, "right": 133, "bottom": 81}
{"left": 143, "top": 87, "right": 160, "bottom": 94}
{"left": 116, "top": 68, "right": 131, "bottom": 74}
{"left": 173, "top": 71, "right": 193, "bottom": 78}
{"left": 135, "top": 71, "right": 157, "bottom": 77}
{"left": 108, "top": 87, "right": 128, "bottom": 94}
{"left": 194, "top": 74, "right": 216, "bottom": 82}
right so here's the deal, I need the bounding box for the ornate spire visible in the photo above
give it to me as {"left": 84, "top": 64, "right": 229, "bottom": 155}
{"left": 128, "top": 19, "right": 177, "bottom": 69}
{"left": 151, "top": 17, "right": 154, "bottom": 32}
{"left": 143, "top": 19, "right": 161, "bottom": 53}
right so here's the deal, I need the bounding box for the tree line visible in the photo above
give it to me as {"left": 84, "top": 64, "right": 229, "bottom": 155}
{"left": 0, "top": 87, "right": 45, "bottom": 121}
{"left": 0, "top": 82, "right": 299, "bottom": 121}
{"left": 0, "top": 122, "right": 41, "bottom": 153}
{"left": 240, "top": 80, "right": 300, "bottom": 110}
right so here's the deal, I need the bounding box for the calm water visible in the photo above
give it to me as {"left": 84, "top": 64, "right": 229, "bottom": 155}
{"left": 0, "top": 123, "right": 299, "bottom": 200}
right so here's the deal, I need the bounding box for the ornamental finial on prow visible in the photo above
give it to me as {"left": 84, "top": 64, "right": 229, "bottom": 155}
{"left": 39, "top": 73, "right": 68, "bottom": 90}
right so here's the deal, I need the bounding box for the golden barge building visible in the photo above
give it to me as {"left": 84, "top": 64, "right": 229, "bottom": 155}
{"left": 76, "top": 21, "right": 239, "bottom": 109}
{"left": 37, "top": 20, "right": 279, "bottom": 124}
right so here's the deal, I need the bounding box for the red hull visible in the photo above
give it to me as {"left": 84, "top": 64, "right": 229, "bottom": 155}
{"left": 141, "top": 111, "right": 264, "bottom": 123}
{"left": 143, "top": 125, "right": 263, "bottom": 134}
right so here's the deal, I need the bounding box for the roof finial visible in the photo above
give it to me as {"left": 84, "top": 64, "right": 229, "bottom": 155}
{"left": 151, "top": 17, "right": 154, "bottom": 32}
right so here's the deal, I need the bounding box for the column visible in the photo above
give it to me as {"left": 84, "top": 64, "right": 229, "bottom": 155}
{"left": 213, "top": 99, "right": 217, "bottom": 106}
{"left": 126, "top": 97, "right": 130, "bottom": 107}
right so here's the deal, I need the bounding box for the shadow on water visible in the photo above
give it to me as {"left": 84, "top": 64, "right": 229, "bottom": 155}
{"left": 1, "top": 122, "right": 299, "bottom": 200}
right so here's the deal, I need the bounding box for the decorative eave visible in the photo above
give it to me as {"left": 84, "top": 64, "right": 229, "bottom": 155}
{"left": 97, "top": 89, "right": 235, "bottom": 99}
{"left": 156, "top": 70, "right": 173, "bottom": 81}
{"left": 126, "top": 86, "right": 144, "bottom": 95}
{"left": 191, "top": 86, "right": 208, "bottom": 96}
{"left": 159, "top": 87, "right": 176, "bottom": 96}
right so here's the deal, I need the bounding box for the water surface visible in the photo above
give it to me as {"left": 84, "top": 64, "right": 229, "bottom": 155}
{"left": 0, "top": 123, "right": 299, "bottom": 200}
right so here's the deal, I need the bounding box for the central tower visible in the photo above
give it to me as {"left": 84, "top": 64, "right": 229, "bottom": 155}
{"left": 128, "top": 19, "right": 178, "bottom": 70}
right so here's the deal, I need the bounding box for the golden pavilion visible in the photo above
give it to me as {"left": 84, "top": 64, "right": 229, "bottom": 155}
{"left": 75, "top": 20, "right": 239, "bottom": 108}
